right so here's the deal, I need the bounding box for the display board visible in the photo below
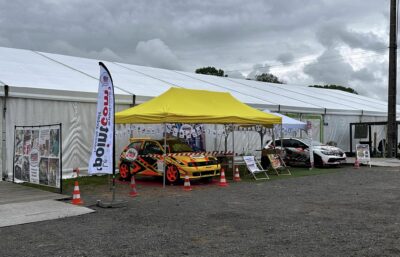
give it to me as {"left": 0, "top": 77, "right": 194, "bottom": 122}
{"left": 266, "top": 153, "right": 284, "bottom": 169}
{"left": 129, "top": 123, "right": 206, "bottom": 151}
{"left": 356, "top": 143, "right": 371, "bottom": 167}
{"left": 354, "top": 124, "right": 368, "bottom": 139}
{"left": 13, "top": 124, "right": 62, "bottom": 190}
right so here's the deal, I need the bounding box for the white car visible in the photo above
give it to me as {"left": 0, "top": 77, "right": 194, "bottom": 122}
{"left": 263, "top": 138, "right": 346, "bottom": 167}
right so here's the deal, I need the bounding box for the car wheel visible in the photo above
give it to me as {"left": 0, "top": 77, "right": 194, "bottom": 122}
{"left": 165, "top": 165, "right": 180, "bottom": 184}
{"left": 313, "top": 154, "right": 323, "bottom": 167}
{"left": 119, "top": 162, "right": 132, "bottom": 181}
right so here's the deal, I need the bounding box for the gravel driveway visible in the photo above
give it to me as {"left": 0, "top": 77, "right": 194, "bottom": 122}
{"left": 1, "top": 166, "right": 400, "bottom": 257}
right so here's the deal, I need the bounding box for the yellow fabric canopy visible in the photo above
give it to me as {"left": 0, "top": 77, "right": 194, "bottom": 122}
{"left": 115, "top": 87, "right": 281, "bottom": 125}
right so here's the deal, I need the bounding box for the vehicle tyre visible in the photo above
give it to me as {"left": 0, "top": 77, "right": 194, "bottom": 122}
{"left": 119, "top": 162, "right": 132, "bottom": 181}
{"left": 313, "top": 154, "right": 323, "bottom": 167}
{"left": 165, "top": 165, "right": 181, "bottom": 184}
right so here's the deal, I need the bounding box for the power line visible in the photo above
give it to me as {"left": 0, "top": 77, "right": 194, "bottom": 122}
{"left": 226, "top": 49, "right": 388, "bottom": 74}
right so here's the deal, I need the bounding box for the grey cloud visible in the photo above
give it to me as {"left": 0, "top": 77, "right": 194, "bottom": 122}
{"left": 351, "top": 59, "right": 388, "bottom": 100}
{"left": 303, "top": 48, "right": 390, "bottom": 101}
{"left": 316, "top": 23, "right": 386, "bottom": 51}
{"left": 0, "top": 0, "right": 391, "bottom": 101}
{"left": 303, "top": 49, "right": 354, "bottom": 85}
{"left": 276, "top": 53, "right": 295, "bottom": 65}
{"left": 247, "top": 64, "right": 270, "bottom": 79}
{"left": 134, "top": 39, "right": 182, "bottom": 70}
{"left": 351, "top": 68, "right": 377, "bottom": 82}
{"left": 225, "top": 70, "right": 245, "bottom": 79}
{"left": 46, "top": 40, "right": 82, "bottom": 56}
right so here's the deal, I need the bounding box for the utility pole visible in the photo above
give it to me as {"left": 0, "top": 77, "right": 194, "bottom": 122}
{"left": 387, "top": 0, "right": 397, "bottom": 158}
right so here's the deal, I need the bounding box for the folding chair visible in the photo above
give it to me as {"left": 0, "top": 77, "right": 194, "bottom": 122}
{"left": 243, "top": 156, "right": 269, "bottom": 180}
{"left": 266, "top": 153, "right": 291, "bottom": 175}
{"left": 262, "top": 149, "right": 291, "bottom": 176}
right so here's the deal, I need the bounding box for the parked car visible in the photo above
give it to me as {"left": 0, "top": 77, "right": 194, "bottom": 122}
{"left": 119, "top": 138, "right": 221, "bottom": 184}
{"left": 262, "top": 138, "right": 346, "bottom": 167}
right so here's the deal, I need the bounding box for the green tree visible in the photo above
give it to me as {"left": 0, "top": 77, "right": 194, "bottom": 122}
{"left": 308, "top": 84, "right": 358, "bottom": 94}
{"left": 255, "top": 73, "right": 284, "bottom": 84}
{"left": 195, "top": 66, "right": 226, "bottom": 77}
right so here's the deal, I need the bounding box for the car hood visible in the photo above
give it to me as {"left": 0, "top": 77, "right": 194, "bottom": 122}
{"left": 312, "top": 145, "right": 343, "bottom": 153}
{"left": 169, "top": 154, "right": 215, "bottom": 162}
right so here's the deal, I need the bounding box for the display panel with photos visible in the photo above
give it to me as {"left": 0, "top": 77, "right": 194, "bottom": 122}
{"left": 13, "top": 125, "right": 61, "bottom": 188}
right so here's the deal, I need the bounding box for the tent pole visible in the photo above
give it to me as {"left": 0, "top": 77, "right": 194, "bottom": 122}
{"left": 232, "top": 124, "right": 235, "bottom": 176}
{"left": 272, "top": 128, "right": 275, "bottom": 147}
{"left": 260, "top": 130, "right": 264, "bottom": 150}
{"left": 163, "top": 123, "right": 166, "bottom": 188}
{"left": 308, "top": 122, "right": 314, "bottom": 170}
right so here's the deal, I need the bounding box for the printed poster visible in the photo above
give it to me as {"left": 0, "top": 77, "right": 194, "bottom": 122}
{"left": 356, "top": 144, "right": 371, "bottom": 165}
{"left": 13, "top": 125, "right": 61, "bottom": 188}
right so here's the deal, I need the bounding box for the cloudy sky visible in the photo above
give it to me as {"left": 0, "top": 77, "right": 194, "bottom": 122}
{"left": 0, "top": 0, "right": 392, "bottom": 100}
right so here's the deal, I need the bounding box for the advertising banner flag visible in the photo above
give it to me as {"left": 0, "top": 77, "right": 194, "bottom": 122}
{"left": 88, "top": 62, "right": 115, "bottom": 174}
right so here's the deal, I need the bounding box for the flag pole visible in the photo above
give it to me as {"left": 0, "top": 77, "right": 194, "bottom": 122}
{"left": 95, "top": 62, "right": 126, "bottom": 208}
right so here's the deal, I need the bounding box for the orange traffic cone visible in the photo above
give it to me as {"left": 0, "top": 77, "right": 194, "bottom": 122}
{"left": 233, "top": 167, "right": 241, "bottom": 182}
{"left": 183, "top": 175, "right": 192, "bottom": 191}
{"left": 71, "top": 180, "right": 83, "bottom": 205}
{"left": 219, "top": 168, "right": 229, "bottom": 187}
{"left": 129, "top": 175, "right": 138, "bottom": 197}
{"left": 354, "top": 159, "right": 360, "bottom": 169}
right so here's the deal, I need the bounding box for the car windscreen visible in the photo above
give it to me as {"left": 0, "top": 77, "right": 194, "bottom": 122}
{"left": 163, "top": 141, "right": 194, "bottom": 153}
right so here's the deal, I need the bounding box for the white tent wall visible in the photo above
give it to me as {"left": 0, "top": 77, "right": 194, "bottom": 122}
{"left": 323, "top": 114, "right": 387, "bottom": 152}
{"left": 5, "top": 95, "right": 132, "bottom": 180}
{"left": 203, "top": 124, "right": 269, "bottom": 158}
{"left": 323, "top": 114, "right": 358, "bottom": 151}
{"left": 4, "top": 94, "right": 390, "bottom": 181}
{"left": 203, "top": 114, "right": 391, "bottom": 155}
{"left": 347, "top": 115, "right": 388, "bottom": 154}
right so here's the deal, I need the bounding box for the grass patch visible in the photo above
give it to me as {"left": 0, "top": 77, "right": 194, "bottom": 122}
{"left": 225, "top": 166, "right": 343, "bottom": 182}
{"left": 20, "top": 174, "right": 110, "bottom": 194}
{"left": 20, "top": 166, "right": 343, "bottom": 193}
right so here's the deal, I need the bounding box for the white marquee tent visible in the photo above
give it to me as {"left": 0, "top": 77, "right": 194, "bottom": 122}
{"left": 264, "top": 110, "right": 307, "bottom": 130}
{"left": 0, "top": 46, "right": 398, "bottom": 179}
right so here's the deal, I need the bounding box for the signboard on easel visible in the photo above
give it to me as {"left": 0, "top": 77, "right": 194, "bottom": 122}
{"left": 356, "top": 144, "right": 371, "bottom": 167}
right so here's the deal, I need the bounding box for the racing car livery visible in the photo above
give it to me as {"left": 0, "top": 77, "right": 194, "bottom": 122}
{"left": 263, "top": 138, "right": 346, "bottom": 167}
{"left": 119, "top": 138, "right": 221, "bottom": 184}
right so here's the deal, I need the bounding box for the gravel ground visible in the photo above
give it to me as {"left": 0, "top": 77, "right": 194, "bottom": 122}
{"left": 1, "top": 166, "right": 400, "bottom": 257}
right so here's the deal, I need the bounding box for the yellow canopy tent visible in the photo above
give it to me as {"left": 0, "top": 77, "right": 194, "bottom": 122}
{"left": 116, "top": 87, "right": 281, "bottom": 125}
{"left": 115, "top": 87, "right": 281, "bottom": 187}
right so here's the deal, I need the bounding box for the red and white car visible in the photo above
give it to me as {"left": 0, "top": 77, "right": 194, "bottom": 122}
{"left": 263, "top": 138, "right": 346, "bottom": 167}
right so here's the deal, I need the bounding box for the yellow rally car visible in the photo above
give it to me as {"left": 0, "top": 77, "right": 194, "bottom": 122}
{"left": 119, "top": 138, "right": 221, "bottom": 184}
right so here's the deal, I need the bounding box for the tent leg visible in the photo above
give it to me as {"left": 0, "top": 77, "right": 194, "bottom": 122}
{"left": 232, "top": 124, "right": 235, "bottom": 176}
{"left": 308, "top": 125, "right": 314, "bottom": 170}
{"left": 163, "top": 123, "right": 166, "bottom": 188}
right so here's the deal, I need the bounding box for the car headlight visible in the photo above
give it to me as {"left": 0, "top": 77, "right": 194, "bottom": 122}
{"left": 320, "top": 150, "right": 332, "bottom": 155}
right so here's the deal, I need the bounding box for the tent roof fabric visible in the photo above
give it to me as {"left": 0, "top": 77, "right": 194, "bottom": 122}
{"left": 0, "top": 46, "right": 397, "bottom": 116}
{"left": 116, "top": 88, "right": 282, "bottom": 125}
{"left": 264, "top": 110, "right": 307, "bottom": 130}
